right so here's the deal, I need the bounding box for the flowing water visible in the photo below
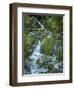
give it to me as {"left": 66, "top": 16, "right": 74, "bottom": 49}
{"left": 29, "top": 39, "right": 63, "bottom": 74}
{"left": 29, "top": 32, "right": 63, "bottom": 74}
{"left": 29, "top": 40, "right": 41, "bottom": 74}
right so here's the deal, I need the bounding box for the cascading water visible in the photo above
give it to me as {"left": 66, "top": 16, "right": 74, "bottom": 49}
{"left": 29, "top": 40, "right": 41, "bottom": 74}
{"left": 29, "top": 33, "right": 58, "bottom": 74}
{"left": 28, "top": 31, "right": 63, "bottom": 74}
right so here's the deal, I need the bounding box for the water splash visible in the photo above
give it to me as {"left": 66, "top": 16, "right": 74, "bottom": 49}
{"left": 29, "top": 40, "right": 41, "bottom": 74}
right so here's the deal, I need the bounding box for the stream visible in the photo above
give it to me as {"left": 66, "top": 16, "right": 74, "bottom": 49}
{"left": 29, "top": 40, "right": 41, "bottom": 74}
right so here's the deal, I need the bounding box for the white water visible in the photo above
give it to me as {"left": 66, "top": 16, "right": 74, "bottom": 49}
{"left": 30, "top": 16, "right": 45, "bottom": 30}
{"left": 29, "top": 33, "right": 58, "bottom": 74}
{"left": 29, "top": 40, "right": 41, "bottom": 74}
{"left": 34, "top": 17, "right": 45, "bottom": 30}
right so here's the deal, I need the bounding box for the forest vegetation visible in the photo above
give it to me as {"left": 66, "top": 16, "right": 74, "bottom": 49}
{"left": 23, "top": 14, "right": 63, "bottom": 74}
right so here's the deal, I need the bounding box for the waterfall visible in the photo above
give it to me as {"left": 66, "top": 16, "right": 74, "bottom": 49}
{"left": 26, "top": 16, "right": 63, "bottom": 74}
{"left": 30, "top": 16, "right": 45, "bottom": 30}
{"left": 34, "top": 17, "right": 44, "bottom": 30}
{"left": 29, "top": 40, "right": 41, "bottom": 74}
